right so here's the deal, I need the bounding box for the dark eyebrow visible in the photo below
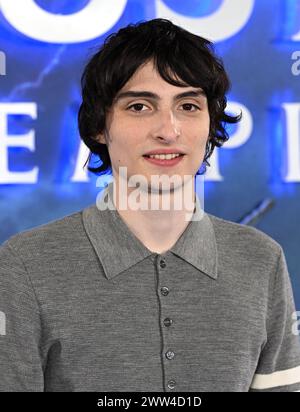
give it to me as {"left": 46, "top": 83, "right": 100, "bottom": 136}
{"left": 114, "top": 89, "right": 206, "bottom": 101}
{"left": 174, "top": 90, "right": 206, "bottom": 100}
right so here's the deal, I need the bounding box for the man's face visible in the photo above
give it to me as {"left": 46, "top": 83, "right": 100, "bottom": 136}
{"left": 98, "top": 60, "right": 210, "bottom": 193}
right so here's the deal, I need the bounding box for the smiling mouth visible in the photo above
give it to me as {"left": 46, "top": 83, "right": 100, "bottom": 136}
{"left": 142, "top": 153, "right": 185, "bottom": 167}
{"left": 143, "top": 154, "right": 185, "bottom": 159}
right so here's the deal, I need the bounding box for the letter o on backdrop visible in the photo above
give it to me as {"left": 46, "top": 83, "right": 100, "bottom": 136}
{"left": 155, "top": 0, "right": 255, "bottom": 42}
{"left": 0, "top": 0, "right": 128, "bottom": 43}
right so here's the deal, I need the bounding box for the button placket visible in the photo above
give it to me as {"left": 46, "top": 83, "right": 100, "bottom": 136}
{"left": 157, "top": 256, "right": 177, "bottom": 391}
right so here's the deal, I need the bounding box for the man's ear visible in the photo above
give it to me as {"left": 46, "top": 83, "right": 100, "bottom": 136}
{"left": 96, "top": 133, "right": 106, "bottom": 144}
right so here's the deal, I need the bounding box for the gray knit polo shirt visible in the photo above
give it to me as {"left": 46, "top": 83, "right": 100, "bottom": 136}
{"left": 1, "top": 183, "right": 300, "bottom": 392}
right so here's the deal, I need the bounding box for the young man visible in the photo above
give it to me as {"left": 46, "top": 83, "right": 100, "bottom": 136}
{"left": 1, "top": 19, "right": 300, "bottom": 392}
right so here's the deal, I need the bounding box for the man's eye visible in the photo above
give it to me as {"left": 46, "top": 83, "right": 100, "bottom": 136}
{"left": 181, "top": 103, "right": 200, "bottom": 111}
{"left": 127, "top": 103, "right": 148, "bottom": 112}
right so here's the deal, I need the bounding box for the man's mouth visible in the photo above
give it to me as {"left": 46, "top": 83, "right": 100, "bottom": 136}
{"left": 143, "top": 153, "right": 184, "bottom": 160}
{"left": 142, "top": 153, "right": 185, "bottom": 166}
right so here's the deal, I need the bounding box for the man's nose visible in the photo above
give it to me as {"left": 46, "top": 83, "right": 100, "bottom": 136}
{"left": 151, "top": 109, "right": 181, "bottom": 142}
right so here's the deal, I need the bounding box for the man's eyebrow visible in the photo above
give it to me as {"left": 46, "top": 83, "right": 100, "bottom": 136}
{"left": 114, "top": 89, "right": 206, "bottom": 101}
{"left": 174, "top": 90, "right": 206, "bottom": 100}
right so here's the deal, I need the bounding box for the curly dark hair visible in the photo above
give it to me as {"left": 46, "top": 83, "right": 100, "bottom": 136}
{"left": 78, "top": 18, "right": 241, "bottom": 176}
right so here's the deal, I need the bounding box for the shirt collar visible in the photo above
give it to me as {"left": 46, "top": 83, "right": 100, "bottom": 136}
{"left": 82, "top": 182, "right": 218, "bottom": 281}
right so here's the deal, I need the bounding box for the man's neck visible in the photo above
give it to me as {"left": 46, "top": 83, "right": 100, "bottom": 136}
{"left": 110, "top": 179, "right": 196, "bottom": 254}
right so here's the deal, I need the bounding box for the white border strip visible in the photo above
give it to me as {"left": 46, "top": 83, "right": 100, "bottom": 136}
{"left": 251, "top": 365, "right": 300, "bottom": 389}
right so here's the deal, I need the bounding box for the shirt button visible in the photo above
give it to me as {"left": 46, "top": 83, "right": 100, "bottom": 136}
{"left": 160, "top": 259, "right": 166, "bottom": 268}
{"left": 163, "top": 318, "right": 173, "bottom": 327}
{"left": 165, "top": 350, "right": 175, "bottom": 360}
{"left": 160, "top": 286, "right": 169, "bottom": 296}
{"left": 167, "top": 380, "right": 176, "bottom": 389}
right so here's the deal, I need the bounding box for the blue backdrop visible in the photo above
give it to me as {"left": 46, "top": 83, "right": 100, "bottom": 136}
{"left": 0, "top": 0, "right": 300, "bottom": 313}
